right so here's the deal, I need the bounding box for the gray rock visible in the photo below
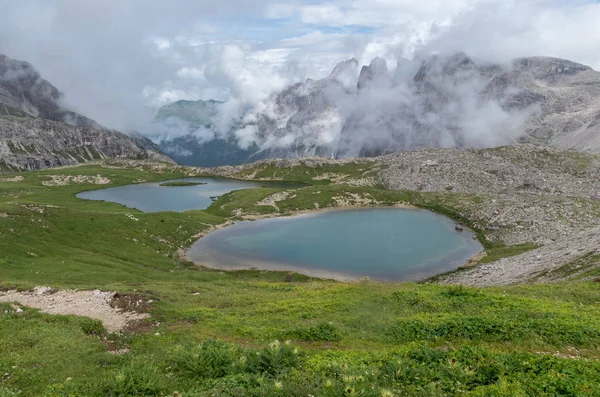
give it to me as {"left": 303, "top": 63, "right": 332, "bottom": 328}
{"left": 0, "top": 53, "right": 173, "bottom": 171}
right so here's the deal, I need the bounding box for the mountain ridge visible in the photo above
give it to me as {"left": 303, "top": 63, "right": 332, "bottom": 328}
{"left": 154, "top": 53, "right": 600, "bottom": 166}
{"left": 0, "top": 53, "right": 173, "bottom": 171}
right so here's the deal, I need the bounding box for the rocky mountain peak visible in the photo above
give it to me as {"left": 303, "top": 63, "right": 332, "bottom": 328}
{"left": 357, "top": 57, "right": 392, "bottom": 90}
{"left": 155, "top": 52, "right": 600, "bottom": 166}
{"left": 329, "top": 58, "right": 360, "bottom": 90}
{"left": 330, "top": 58, "right": 359, "bottom": 78}
{"left": 512, "top": 57, "right": 592, "bottom": 78}
{"left": 0, "top": 54, "right": 101, "bottom": 129}
{"left": 414, "top": 52, "right": 478, "bottom": 83}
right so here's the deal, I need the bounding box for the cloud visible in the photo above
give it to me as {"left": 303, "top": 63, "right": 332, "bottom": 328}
{"left": 0, "top": 0, "right": 599, "bottom": 149}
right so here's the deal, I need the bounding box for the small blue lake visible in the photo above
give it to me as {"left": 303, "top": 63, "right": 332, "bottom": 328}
{"left": 188, "top": 208, "right": 482, "bottom": 281}
{"left": 76, "top": 178, "right": 303, "bottom": 212}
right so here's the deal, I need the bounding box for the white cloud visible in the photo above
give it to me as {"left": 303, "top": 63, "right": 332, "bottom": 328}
{"left": 1, "top": 0, "right": 600, "bottom": 137}
{"left": 176, "top": 67, "right": 206, "bottom": 80}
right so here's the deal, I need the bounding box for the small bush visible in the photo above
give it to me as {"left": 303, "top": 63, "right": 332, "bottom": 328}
{"left": 79, "top": 318, "right": 106, "bottom": 336}
{"left": 442, "top": 285, "right": 479, "bottom": 298}
{"left": 294, "top": 322, "right": 341, "bottom": 342}
{"left": 104, "top": 358, "right": 166, "bottom": 397}
{"left": 245, "top": 340, "right": 302, "bottom": 376}
{"left": 172, "top": 340, "right": 238, "bottom": 380}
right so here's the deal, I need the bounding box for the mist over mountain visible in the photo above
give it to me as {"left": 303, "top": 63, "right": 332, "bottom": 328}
{"left": 151, "top": 52, "right": 600, "bottom": 166}
{"left": 0, "top": 54, "right": 172, "bottom": 171}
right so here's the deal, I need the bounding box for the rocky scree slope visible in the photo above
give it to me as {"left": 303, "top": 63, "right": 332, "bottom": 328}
{"left": 381, "top": 144, "right": 600, "bottom": 285}
{"left": 0, "top": 54, "right": 172, "bottom": 171}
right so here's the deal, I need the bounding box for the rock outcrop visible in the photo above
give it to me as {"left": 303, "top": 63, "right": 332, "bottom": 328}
{"left": 0, "top": 118, "right": 148, "bottom": 171}
{"left": 0, "top": 53, "right": 173, "bottom": 171}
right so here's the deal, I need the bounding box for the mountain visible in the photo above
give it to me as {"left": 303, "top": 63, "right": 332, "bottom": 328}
{"left": 153, "top": 99, "right": 265, "bottom": 167}
{"left": 0, "top": 54, "right": 173, "bottom": 171}
{"left": 487, "top": 57, "right": 600, "bottom": 152}
{"left": 153, "top": 60, "right": 360, "bottom": 166}
{"left": 155, "top": 99, "right": 223, "bottom": 128}
{"left": 154, "top": 53, "right": 600, "bottom": 165}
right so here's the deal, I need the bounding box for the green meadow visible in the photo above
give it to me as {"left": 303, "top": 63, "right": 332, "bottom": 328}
{"left": 0, "top": 163, "right": 599, "bottom": 396}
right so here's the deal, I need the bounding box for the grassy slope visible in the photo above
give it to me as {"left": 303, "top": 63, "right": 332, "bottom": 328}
{"left": 1, "top": 163, "right": 599, "bottom": 396}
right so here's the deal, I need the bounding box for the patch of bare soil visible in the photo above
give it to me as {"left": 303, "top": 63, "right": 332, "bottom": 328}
{"left": 0, "top": 176, "right": 24, "bottom": 182}
{"left": 41, "top": 174, "right": 111, "bottom": 186}
{"left": 0, "top": 287, "right": 150, "bottom": 332}
{"left": 110, "top": 292, "right": 154, "bottom": 313}
{"left": 255, "top": 191, "right": 291, "bottom": 210}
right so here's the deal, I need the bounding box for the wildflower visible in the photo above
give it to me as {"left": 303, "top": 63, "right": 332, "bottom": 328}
{"left": 269, "top": 340, "right": 281, "bottom": 350}
{"left": 381, "top": 389, "right": 394, "bottom": 397}
{"left": 274, "top": 381, "right": 283, "bottom": 390}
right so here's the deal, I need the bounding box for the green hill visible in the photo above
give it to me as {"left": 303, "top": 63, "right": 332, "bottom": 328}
{"left": 1, "top": 159, "right": 599, "bottom": 396}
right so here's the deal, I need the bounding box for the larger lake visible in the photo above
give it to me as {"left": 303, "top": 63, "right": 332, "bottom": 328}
{"left": 188, "top": 208, "right": 482, "bottom": 281}
{"left": 77, "top": 178, "right": 303, "bottom": 212}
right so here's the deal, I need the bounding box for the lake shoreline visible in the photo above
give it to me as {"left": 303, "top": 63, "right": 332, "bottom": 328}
{"left": 184, "top": 204, "right": 485, "bottom": 282}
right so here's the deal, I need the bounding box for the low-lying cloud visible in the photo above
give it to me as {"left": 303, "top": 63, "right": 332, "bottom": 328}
{"left": 1, "top": 0, "right": 600, "bottom": 156}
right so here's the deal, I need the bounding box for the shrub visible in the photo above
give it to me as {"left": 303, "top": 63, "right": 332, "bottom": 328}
{"left": 79, "top": 318, "right": 106, "bottom": 336}
{"left": 172, "top": 340, "right": 238, "bottom": 380}
{"left": 245, "top": 340, "right": 301, "bottom": 376}
{"left": 104, "top": 358, "right": 166, "bottom": 397}
{"left": 294, "top": 322, "right": 341, "bottom": 342}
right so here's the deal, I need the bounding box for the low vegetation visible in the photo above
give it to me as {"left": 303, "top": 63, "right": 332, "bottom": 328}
{"left": 1, "top": 162, "right": 599, "bottom": 396}
{"left": 159, "top": 181, "right": 207, "bottom": 187}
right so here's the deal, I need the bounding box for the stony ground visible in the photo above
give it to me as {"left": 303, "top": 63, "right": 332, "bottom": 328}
{"left": 0, "top": 286, "right": 149, "bottom": 332}
{"left": 380, "top": 144, "right": 600, "bottom": 285}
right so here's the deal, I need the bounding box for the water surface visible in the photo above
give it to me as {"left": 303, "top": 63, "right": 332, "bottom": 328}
{"left": 77, "top": 178, "right": 303, "bottom": 212}
{"left": 188, "top": 208, "right": 482, "bottom": 281}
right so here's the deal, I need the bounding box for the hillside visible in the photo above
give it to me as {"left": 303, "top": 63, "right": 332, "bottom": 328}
{"left": 1, "top": 147, "right": 599, "bottom": 395}
{"left": 0, "top": 54, "right": 173, "bottom": 171}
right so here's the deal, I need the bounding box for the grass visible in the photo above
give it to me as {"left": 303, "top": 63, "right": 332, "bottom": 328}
{"left": 159, "top": 181, "right": 207, "bottom": 187}
{"left": 232, "top": 161, "right": 380, "bottom": 184}
{"left": 532, "top": 253, "right": 600, "bottom": 282}
{"left": 479, "top": 243, "right": 540, "bottom": 264}
{"left": 1, "top": 162, "right": 600, "bottom": 396}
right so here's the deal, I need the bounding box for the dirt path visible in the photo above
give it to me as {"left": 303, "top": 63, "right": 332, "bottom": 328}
{"left": 0, "top": 287, "right": 149, "bottom": 332}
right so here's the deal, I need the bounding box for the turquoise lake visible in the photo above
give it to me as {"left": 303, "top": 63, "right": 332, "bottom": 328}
{"left": 188, "top": 208, "right": 483, "bottom": 281}
{"left": 76, "top": 178, "right": 303, "bottom": 212}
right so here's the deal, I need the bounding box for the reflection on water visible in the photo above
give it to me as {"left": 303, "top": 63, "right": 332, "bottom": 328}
{"left": 77, "top": 178, "right": 304, "bottom": 212}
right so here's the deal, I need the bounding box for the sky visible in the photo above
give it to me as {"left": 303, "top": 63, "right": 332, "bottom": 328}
{"left": 1, "top": 0, "right": 600, "bottom": 131}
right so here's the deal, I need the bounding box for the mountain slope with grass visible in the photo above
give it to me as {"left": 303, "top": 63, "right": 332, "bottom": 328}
{"left": 1, "top": 148, "right": 600, "bottom": 395}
